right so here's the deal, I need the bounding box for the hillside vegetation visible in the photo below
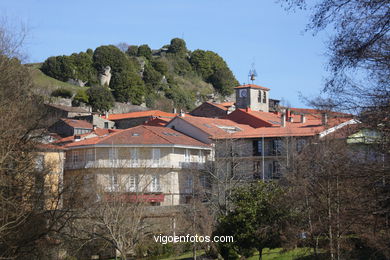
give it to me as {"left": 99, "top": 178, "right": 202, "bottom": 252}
{"left": 34, "top": 38, "right": 238, "bottom": 112}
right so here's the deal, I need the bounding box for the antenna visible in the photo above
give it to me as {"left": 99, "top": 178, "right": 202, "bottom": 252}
{"left": 248, "top": 62, "right": 257, "bottom": 84}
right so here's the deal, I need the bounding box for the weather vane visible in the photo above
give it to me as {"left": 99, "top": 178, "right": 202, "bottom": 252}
{"left": 248, "top": 62, "right": 257, "bottom": 84}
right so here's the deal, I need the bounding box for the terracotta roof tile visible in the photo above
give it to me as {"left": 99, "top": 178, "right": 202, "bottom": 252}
{"left": 53, "top": 128, "right": 119, "bottom": 145}
{"left": 219, "top": 102, "right": 235, "bottom": 107}
{"left": 234, "top": 84, "right": 270, "bottom": 91}
{"left": 103, "top": 110, "right": 176, "bottom": 121}
{"left": 207, "top": 102, "right": 228, "bottom": 111}
{"left": 65, "top": 125, "right": 210, "bottom": 148}
{"left": 176, "top": 115, "right": 255, "bottom": 138}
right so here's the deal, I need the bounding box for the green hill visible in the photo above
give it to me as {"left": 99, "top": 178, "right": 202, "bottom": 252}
{"left": 30, "top": 38, "right": 238, "bottom": 112}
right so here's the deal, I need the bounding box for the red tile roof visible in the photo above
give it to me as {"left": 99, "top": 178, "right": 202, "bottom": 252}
{"left": 207, "top": 102, "right": 229, "bottom": 111}
{"left": 36, "top": 143, "right": 66, "bottom": 151}
{"left": 234, "top": 84, "right": 270, "bottom": 91}
{"left": 220, "top": 117, "right": 355, "bottom": 139}
{"left": 181, "top": 108, "right": 356, "bottom": 139}
{"left": 61, "top": 118, "right": 93, "bottom": 129}
{"left": 175, "top": 115, "right": 255, "bottom": 138}
{"left": 144, "top": 117, "right": 172, "bottom": 126}
{"left": 65, "top": 125, "right": 210, "bottom": 148}
{"left": 53, "top": 128, "right": 120, "bottom": 145}
{"left": 219, "top": 102, "right": 235, "bottom": 107}
{"left": 103, "top": 110, "right": 176, "bottom": 121}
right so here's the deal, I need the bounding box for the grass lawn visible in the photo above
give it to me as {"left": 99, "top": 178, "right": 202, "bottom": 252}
{"left": 159, "top": 248, "right": 315, "bottom": 260}
{"left": 247, "top": 248, "right": 315, "bottom": 260}
{"left": 25, "top": 63, "right": 83, "bottom": 95}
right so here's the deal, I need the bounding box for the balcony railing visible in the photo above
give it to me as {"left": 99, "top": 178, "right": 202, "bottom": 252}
{"left": 65, "top": 159, "right": 206, "bottom": 170}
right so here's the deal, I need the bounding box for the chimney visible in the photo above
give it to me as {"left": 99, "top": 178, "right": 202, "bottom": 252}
{"left": 281, "top": 113, "right": 286, "bottom": 127}
{"left": 173, "top": 108, "right": 177, "bottom": 114}
{"left": 322, "top": 113, "right": 328, "bottom": 125}
{"left": 179, "top": 109, "right": 185, "bottom": 117}
{"left": 105, "top": 111, "right": 109, "bottom": 119}
{"left": 93, "top": 124, "right": 97, "bottom": 130}
{"left": 300, "top": 114, "right": 306, "bottom": 124}
{"left": 286, "top": 108, "right": 291, "bottom": 119}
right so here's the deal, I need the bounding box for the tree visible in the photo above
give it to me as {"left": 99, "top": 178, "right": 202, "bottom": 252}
{"left": 110, "top": 70, "right": 145, "bottom": 105}
{"left": 214, "top": 182, "right": 293, "bottom": 260}
{"left": 279, "top": 2, "right": 390, "bottom": 256}
{"left": 87, "top": 86, "right": 115, "bottom": 112}
{"left": 93, "top": 45, "right": 135, "bottom": 73}
{"left": 41, "top": 51, "right": 97, "bottom": 84}
{"left": 143, "top": 63, "right": 162, "bottom": 86}
{"left": 137, "top": 44, "right": 152, "bottom": 59}
{"left": 126, "top": 45, "right": 139, "bottom": 56}
{"left": 284, "top": 137, "right": 390, "bottom": 259}
{"left": 168, "top": 38, "right": 188, "bottom": 57}
{"left": 41, "top": 55, "right": 75, "bottom": 82}
{"left": 152, "top": 59, "right": 169, "bottom": 75}
{"left": 280, "top": 0, "right": 390, "bottom": 148}
{"left": 190, "top": 50, "right": 238, "bottom": 95}
{"left": 0, "top": 20, "right": 74, "bottom": 259}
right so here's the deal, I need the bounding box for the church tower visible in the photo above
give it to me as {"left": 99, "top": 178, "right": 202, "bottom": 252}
{"left": 235, "top": 84, "right": 270, "bottom": 112}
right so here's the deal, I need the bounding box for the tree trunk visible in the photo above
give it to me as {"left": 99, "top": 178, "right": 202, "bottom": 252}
{"left": 258, "top": 248, "right": 263, "bottom": 260}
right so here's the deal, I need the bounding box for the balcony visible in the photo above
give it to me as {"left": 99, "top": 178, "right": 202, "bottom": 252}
{"left": 65, "top": 159, "right": 206, "bottom": 170}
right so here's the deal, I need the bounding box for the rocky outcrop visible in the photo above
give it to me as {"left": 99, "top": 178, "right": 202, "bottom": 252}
{"left": 67, "top": 78, "right": 87, "bottom": 87}
{"left": 99, "top": 66, "right": 112, "bottom": 87}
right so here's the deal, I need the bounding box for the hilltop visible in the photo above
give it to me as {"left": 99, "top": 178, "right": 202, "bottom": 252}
{"left": 29, "top": 38, "right": 239, "bottom": 112}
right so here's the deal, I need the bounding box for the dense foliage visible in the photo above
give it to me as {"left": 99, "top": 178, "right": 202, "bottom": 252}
{"left": 40, "top": 38, "right": 239, "bottom": 110}
{"left": 51, "top": 88, "right": 73, "bottom": 98}
{"left": 214, "top": 182, "right": 293, "bottom": 259}
{"left": 190, "top": 50, "right": 238, "bottom": 96}
{"left": 86, "top": 86, "right": 115, "bottom": 112}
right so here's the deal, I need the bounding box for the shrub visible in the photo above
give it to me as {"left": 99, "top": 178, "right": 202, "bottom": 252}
{"left": 72, "top": 89, "right": 89, "bottom": 106}
{"left": 87, "top": 86, "right": 114, "bottom": 112}
{"left": 137, "top": 44, "right": 152, "bottom": 59}
{"left": 51, "top": 88, "right": 73, "bottom": 99}
{"left": 168, "top": 38, "right": 187, "bottom": 57}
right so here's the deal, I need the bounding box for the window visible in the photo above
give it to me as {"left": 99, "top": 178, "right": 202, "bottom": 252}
{"left": 72, "top": 151, "right": 80, "bottom": 164}
{"left": 263, "top": 91, "right": 267, "bottom": 103}
{"left": 258, "top": 90, "right": 262, "bottom": 103}
{"left": 273, "top": 139, "right": 283, "bottom": 155}
{"left": 130, "top": 148, "right": 139, "bottom": 165}
{"left": 198, "top": 150, "right": 205, "bottom": 163}
{"left": 253, "top": 140, "right": 263, "bottom": 156}
{"left": 104, "top": 122, "right": 109, "bottom": 129}
{"left": 199, "top": 175, "right": 209, "bottom": 188}
{"left": 296, "top": 139, "right": 307, "bottom": 152}
{"left": 185, "top": 149, "right": 190, "bottom": 162}
{"left": 272, "top": 161, "right": 281, "bottom": 178}
{"left": 152, "top": 149, "right": 160, "bottom": 165}
{"left": 150, "top": 175, "right": 160, "bottom": 192}
{"left": 86, "top": 149, "right": 94, "bottom": 161}
{"left": 108, "top": 148, "right": 118, "bottom": 160}
{"left": 35, "top": 154, "right": 44, "bottom": 171}
{"left": 185, "top": 175, "right": 193, "bottom": 194}
{"left": 125, "top": 175, "right": 137, "bottom": 192}
{"left": 105, "top": 174, "right": 119, "bottom": 192}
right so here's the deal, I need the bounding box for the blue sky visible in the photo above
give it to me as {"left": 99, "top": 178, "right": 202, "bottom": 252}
{"left": 0, "top": 0, "right": 330, "bottom": 108}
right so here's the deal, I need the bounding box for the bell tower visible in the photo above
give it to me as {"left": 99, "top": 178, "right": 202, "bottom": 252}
{"left": 235, "top": 84, "right": 270, "bottom": 112}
